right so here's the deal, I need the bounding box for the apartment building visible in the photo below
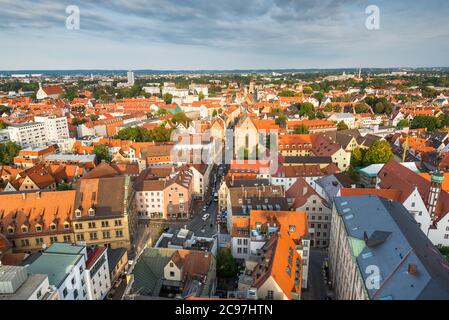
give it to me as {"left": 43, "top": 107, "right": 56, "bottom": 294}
{"left": 7, "top": 116, "right": 69, "bottom": 148}
{"left": 286, "top": 178, "right": 332, "bottom": 248}
{"left": 329, "top": 195, "right": 449, "bottom": 300}
{"left": 26, "top": 243, "right": 111, "bottom": 300}
{"left": 133, "top": 167, "right": 193, "bottom": 220}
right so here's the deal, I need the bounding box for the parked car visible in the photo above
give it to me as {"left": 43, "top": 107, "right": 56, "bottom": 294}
{"left": 202, "top": 206, "right": 208, "bottom": 212}
{"left": 202, "top": 213, "right": 210, "bottom": 221}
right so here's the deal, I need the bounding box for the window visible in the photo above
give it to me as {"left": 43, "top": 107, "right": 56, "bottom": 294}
{"left": 74, "top": 289, "right": 79, "bottom": 299}
{"left": 50, "top": 223, "right": 57, "bottom": 231}
{"left": 75, "top": 223, "right": 83, "bottom": 230}
{"left": 170, "top": 271, "right": 175, "bottom": 277}
{"left": 62, "top": 288, "right": 68, "bottom": 298}
{"left": 36, "top": 225, "right": 42, "bottom": 232}
{"left": 75, "top": 209, "right": 81, "bottom": 218}
{"left": 50, "top": 236, "right": 58, "bottom": 243}
{"left": 21, "top": 226, "right": 28, "bottom": 233}
{"left": 116, "top": 230, "right": 123, "bottom": 238}
{"left": 411, "top": 202, "right": 415, "bottom": 208}
{"left": 76, "top": 234, "right": 84, "bottom": 241}
{"left": 114, "top": 220, "right": 122, "bottom": 227}
{"left": 103, "top": 231, "right": 110, "bottom": 239}
{"left": 90, "top": 232, "right": 98, "bottom": 240}
{"left": 21, "top": 239, "right": 30, "bottom": 247}
{"left": 64, "top": 222, "right": 70, "bottom": 230}
{"left": 289, "top": 225, "right": 296, "bottom": 232}
{"left": 35, "top": 238, "right": 44, "bottom": 245}
{"left": 267, "top": 291, "right": 274, "bottom": 300}
{"left": 101, "top": 221, "right": 109, "bottom": 228}
{"left": 88, "top": 222, "right": 96, "bottom": 229}
{"left": 63, "top": 235, "right": 71, "bottom": 243}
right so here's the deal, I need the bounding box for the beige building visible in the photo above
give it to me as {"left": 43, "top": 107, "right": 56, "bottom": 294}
{"left": 73, "top": 176, "right": 137, "bottom": 250}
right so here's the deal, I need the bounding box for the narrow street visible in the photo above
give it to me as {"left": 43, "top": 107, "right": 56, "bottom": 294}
{"left": 301, "top": 248, "right": 329, "bottom": 300}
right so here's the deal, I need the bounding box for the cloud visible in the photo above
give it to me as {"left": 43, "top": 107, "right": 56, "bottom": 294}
{"left": 0, "top": 0, "right": 448, "bottom": 69}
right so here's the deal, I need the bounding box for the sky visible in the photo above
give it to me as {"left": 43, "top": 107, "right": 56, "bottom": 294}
{"left": 1, "top": 0, "right": 449, "bottom": 70}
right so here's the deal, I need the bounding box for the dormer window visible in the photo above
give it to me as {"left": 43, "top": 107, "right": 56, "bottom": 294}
{"left": 21, "top": 226, "right": 28, "bottom": 234}
{"left": 7, "top": 226, "right": 14, "bottom": 234}
{"left": 88, "top": 208, "right": 95, "bottom": 217}
{"left": 75, "top": 209, "right": 82, "bottom": 218}
{"left": 36, "top": 225, "right": 43, "bottom": 232}
{"left": 64, "top": 222, "right": 70, "bottom": 230}
{"left": 50, "top": 223, "right": 57, "bottom": 231}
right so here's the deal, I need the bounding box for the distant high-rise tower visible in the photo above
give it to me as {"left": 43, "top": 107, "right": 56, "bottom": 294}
{"left": 428, "top": 171, "right": 444, "bottom": 224}
{"left": 127, "top": 70, "right": 135, "bottom": 86}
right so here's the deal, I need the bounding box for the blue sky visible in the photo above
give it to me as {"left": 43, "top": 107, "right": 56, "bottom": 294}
{"left": 1, "top": 0, "right": 449, "bottom": 70}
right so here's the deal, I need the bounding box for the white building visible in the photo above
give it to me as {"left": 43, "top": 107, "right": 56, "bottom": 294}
{"left": 26, "top": 243, "right": 111, "bottom": 300}
{"left": 0, "top": 265, "right": 58, "bottom": 300}
{"left": 328, "top": 113, "right": 356, "bottom": 129}
{"left": 8, "top": 116, "right": 69, "bottom": 148}
{"left": 127, "top": 71, "right": 135, "bottom": 86}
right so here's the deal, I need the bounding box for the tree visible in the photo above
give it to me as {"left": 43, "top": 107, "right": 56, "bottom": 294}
{"left": 354, "top": 103, "right": 370, "bottom": 114}
{"left": 217, "top": 248, "right": 238, "bottom": 278}
{"left": 302, "top": 86, "right": 313, "bottom": 94}
{"left": 337, "top": 121, "right": 349, "bottom": 131}
{"left": 363, "top": 141, "right": 393, "bottom": 165}
{"left": 172, "top": 112, "right": 192, "bottom": 126}
{"left": 63, "top": 87, "right": 77, "bottom": 101}
{"left": 163, "top": 93, "right": 173, "bottom": 104}
{"left": 0, "top": 120, "right": 7, "bottom": 129}
{"left": 89, "top": 114, "right": 99, "bottom": 122}
{"left": 438, "top": 113, "right": 449, "bottom": 128}
{"left": 313, "top": 92, "right": 324, "bottom": 103}
{"left": 294, "top": 125, "right": 309, "bottom": 134}
{"left": 212, "top": 110, "right": 218, "bottom": 117}
{"left": 351, "top": 147, "right": 366, "bottom": 167}
{"left": 410, "top": 115, "right": 439, "bottom": 131}
{"left": 278, "top": 90, "right": 296, "bottom": 97}
{"left": 0, "top": 141, "right": 21, "bottom": 165}
{"left": 198, "top": 92, "right": 205, "bottom": 100}
{"left": 93, "top": 144, "right": 111, "bottom": 163}
{"left": 396, "top": 119, "right": 410, "bottom": 128}
{"left": 275, "top": 114, "right": 288, "bottom": 126}
{"left": 157, "top": 108, "right": 169, "bottom": 115}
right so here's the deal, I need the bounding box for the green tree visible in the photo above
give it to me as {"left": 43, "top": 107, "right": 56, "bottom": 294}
{"left": 157, "top": 108, "right": 169, "bottom": 115}
{"left": 212, "top": 110, "right": 218, "bottom": 117}
{"left": 198, "top": 92, "right": 205, "bottom": 100}
{"left": 275, "top": 114, "right": 288, "bottom": 126}
{"left": 89, "top": 114, "right": 99, "bottom": 122}
{"left": 410, "top": 115, "right": 440, "bottom": 131}
{"left": 302, "top": 86, "right": 313, "bottom": 94}
{"left": 337, "top": 121, "right": 349, "bottom": 131}
{"left": 0, "top": 141, "right": 21, "bottom": 165}
{"left": 93, "top": 144, "right": 111, "bottom": 163}
{"left": 294, "top": 125, "right": 309, "bottom": 134}
{"left": 351, "top": 147, "right": 366, "bottom": 167}
{"left": 163, "top": 93, "right": 173, "bottom": 104}
{"left": 438, "top": 113, "right": 449, "bottom": 128}
{"left": 278, "top": 90, "right": 296, "bottom": 97}
{"left": 0, "top": 120, "right": 7, "bottom": 129}
{"left": 172, "top": 112, "right": 192, "bottom": 126}
{"left": 217, "top": 248, "right": 238, "bottom": 278}
{"left": 396, "top": 119, "right": 410, "bottom": 128}
{"left": 63, "top": 87, "right": 77, "bottom": 101}
{"left": 363, "top": 141, "right": 393, "bottom": 165}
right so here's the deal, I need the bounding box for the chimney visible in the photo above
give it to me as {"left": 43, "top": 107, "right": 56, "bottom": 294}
{"left": 231, "top": 175, "right": 234, "bottom": 186}
{"left": 408, "top": 264, "right": 418, "bottom": 275}
{"left": 36, "top": 191, "right": 41, "bottom": 199}
{"left": 22, "top": 193, "right": 26, "bottom": 200}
